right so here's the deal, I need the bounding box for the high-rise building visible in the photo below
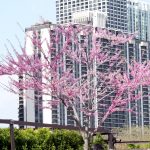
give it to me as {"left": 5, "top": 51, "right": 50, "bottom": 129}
{"left": 19, "top": 0, "right": 150, "bottom": 130}
{"left": 56, "top": 0, "right": 150, "bottom": 40}
{"left": 55, "top": 0, "right": 150, "bottom": 130}
{"left": 19, "top": 22, "right": 52, "bottom": 127}
{"left": 127, "top": 0, "right": 150, "bottom": 41}
{"left": 20, "top": 22, "right": 83, "bottom": 127}
{"left": 126, "top": 40, "right": 150, "bottom": 130}
{"left": 20, "top": 21, "right": 150, "bottom": 130}
{"left": 127, "top": 0, "right": 150, "bottom": 131}
{"left": 56, "top": 0, "right": 128, "bottom": 32}
{"left": 19, "top": 22, "right": 128, "bottom": 129}
{"left": 19, "top": 73, "right": 43, "bottom": 128}
{"left": 72, "top": 10, "right": 107, "bottom": 28}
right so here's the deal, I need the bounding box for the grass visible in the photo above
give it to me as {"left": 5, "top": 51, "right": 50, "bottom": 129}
{"left": 112, "top": 126, "right": 150, "bottom": 150}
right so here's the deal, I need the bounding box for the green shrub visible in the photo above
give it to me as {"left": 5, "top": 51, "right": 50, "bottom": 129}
{"left": 35, "top": 128, "right": 51, "bottom": 149}
{"left": 63, "top": 130, "right": 84, "bottom": 149}
{"left": 0, "top": 128, "right": 10, "bottom": 150}
{"left": 0, "top": 128, "right": 84, "bottom": 150}
{"left": 127, "top": 144, "right": 140, "bottom": 149}
{"left": 42, "top": 130, "right": 55, "bottom": 150}
{"left": 92, "top": 133, "right": 107, "bottom": 150}
{"left": 15, "top": 128, "right": 38, "bottom": 150}
{"left": 53, "top": 130, "right": 84, "bottom": 150}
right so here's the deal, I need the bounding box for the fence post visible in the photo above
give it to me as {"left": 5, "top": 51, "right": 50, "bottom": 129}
{"left": 108, "top": 133, "right": 115, "bottom": 150}
{"left": 10, "top": 120, "right": 15, "bottom": 150}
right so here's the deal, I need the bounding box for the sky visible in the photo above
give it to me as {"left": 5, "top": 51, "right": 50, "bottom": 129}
{"left": 0, "top": 0, "right": 55, "bottom": 126}
{"left": 0, "top": 0, "right": 150, "bottom": 126}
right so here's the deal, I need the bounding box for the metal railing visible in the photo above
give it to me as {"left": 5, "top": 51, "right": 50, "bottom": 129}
{"left": 0, "top": 119, "right": 113, "bottom": 150}
{"left": 1, "top": 119, "right": 149, "bottom": 150}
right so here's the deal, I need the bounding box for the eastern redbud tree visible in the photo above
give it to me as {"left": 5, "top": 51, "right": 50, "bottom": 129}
{"left": 1, "top": 24, "right": 150, "bottom": 149}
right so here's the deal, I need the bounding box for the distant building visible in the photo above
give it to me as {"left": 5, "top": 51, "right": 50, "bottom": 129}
{"left": 127, "top": 0, "right": 150, "bottom": 41}
{"left": 66, "top": 0, "right": 150, "bottom": 129}
{"left": 127, "top": 40, "right": 150, "bottom": 129}
{"left": 19, "top": 22, "right": 127, "bottom": 128}
{"left": 72, "top": 10, "right": 107, "bottom": 28}
{"left": 127, "top": 0, "right": 150, "bottom": 130}
{"left": 20, "top": 22, "right": 85, "bottom": 127}
{"left": 56, "top": 0, "right": 128, "bottom": 32}
{"left": 19, "top": 0, "right": 150, "bottom": 130}
{"left": 19, "top": 22, "right": 52, "bottom": 128}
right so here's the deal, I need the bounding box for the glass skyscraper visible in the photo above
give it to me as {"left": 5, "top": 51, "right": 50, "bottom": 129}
{"left": 56, "top": 0, "right": 127, "bottom": 32}
{"left": 127, "top": 0, "right": 150, "bottom": 41}
{"left": 18, "top": 0, "right": 150, "bottom": 130}
{"left": 127, "top": 0, "right": 150, "bottom": 132}
{"left": 54, "top": 0, "right": 150, "bottom": 130}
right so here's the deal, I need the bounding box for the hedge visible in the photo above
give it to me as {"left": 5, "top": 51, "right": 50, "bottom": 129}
{"left": 0, "top": 128, "right": 108, "bottom": 150}
{"left": 92, "top": 133, "right": 107, "bottom": 150}
{"left": 0, "top": 128, "right": 84, "bottom": 150}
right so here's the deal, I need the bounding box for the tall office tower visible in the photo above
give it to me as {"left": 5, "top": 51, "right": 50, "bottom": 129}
{"left": 72, "top": 10, "right": 107, "bottom": 28}
{"left": 19, "top": 22, "right": 129, "bottom": 129}
{"left": 19, "top": 76, "right": 43, "bottom": 128}
{"left": 127, "top": 0, "right": 150, "bottom": 41}
{"left": 127, "top": 40, "right": 150, "bottom": 130}
{"left": 55, "top": 0, "right": 127, "bottom": 129}
{"left": 19, "top": 22, "right": 52, "bottom": 127}
{"left": 19, "top": 22, "right": 82, "bottom": 127}
{"left": 127, "top": 0, "right": 150, "bottom": 132}
{"left": 72, "top": 10, "right": 127, "bottom": 128}
{"left": 56, "top": 0, "right": 127, "bottom": 32}
{"left": 55, "top": 0, "right": 150, "bottom": 130}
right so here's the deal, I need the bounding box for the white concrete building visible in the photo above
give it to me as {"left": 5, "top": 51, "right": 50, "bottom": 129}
{"left": 72, "top": 10, "right": 107, "bottom": 28}
{"left": 19, "top": 22, "right": 126, "bottom": 128}
{"left": 19, "top": 22, "right": 53, "bottom": 128}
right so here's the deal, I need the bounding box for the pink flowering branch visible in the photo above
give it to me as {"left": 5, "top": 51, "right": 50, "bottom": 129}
{"left": 1, "top": 24, "right": 150, "bottom": 149}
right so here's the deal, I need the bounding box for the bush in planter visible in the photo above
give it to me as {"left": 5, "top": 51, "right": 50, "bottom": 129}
{"left": 0, "top": 128, "right": 84, "bottom": 150}
{"left": 15, "top": 128, "right": 38, "bottom": 150}
{"left": 92, "top": 134, "right": 107, "bottom": 150}
{"left": 0, "top": 128, "right": 10, "bottom": 150}
{"left": 35, "top": 128, "right": 52, "bottom": 149}
{"left": 41, "top": 130, "right": 55, "bottom": 150}
{"left": 52, "top": 130, "right": 84, "bottom": 150}
{"left": 61, "top": 130, "right": 84, "bottom": 149}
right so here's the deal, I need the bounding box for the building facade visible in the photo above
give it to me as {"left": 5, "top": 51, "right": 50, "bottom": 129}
{"left": 56, "top": 0, "right": 128, "bottom": 32}
{"left": 54, "top": 0, "right": 150, "bottom": 130}
{"left": 19, "top": 0, "right": 150, "bottom": 129}
{"left": 72, "top": 10, "right": 107, "bottom": 28}
{"left": 20, "top": 22, "right": 81, "bottom": 127}
{"left": 127, "top": 0, "right": 150, "bottom": 41}
{"left": 19, "top": 22, "right": 127, "bottom": 128}
{"left": 19, "top": 21, "right": 150, "bottom": 130}
{"left": 19, "top": 22, "right": 52, "bottom": 127}
{"left": 127, "top": 40, "right": 150, "bottom": 129}
{"left": 127, "top": 0, "right": 150, "bottom": 130}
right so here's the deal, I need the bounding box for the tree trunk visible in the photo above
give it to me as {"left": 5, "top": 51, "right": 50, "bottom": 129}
{"left": 82, "top": 130, "right": 90, "bottom": 150}
{"left": 84, "top": 135, "right": 89, "bottom": 150}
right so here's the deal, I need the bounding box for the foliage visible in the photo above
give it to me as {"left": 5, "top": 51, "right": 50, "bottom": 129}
{"left": 92, "top": 134, "right": 107, "bottom": 150}
{"left": 127, "top": 144, "right": 140, "bottom": 149}
{"left": 14, "top": 128, "right": 38, "bottom": 150}
{"left": 53, "top": 129, "right": 84, "bottom": 150}
{"left": 0, "top": 128, "right": 84, "bottom": 150}
{"left": 1, "top": 24, "right": 150, "bottom": 149}
{"left": 0, "top": 128, "right": 10, "bottom": 150}
{"left": 0, "top": 25, "right": 141, "bottom": 128}
{"left": 113, "top": 126, "right": 150, "bottom": 150}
